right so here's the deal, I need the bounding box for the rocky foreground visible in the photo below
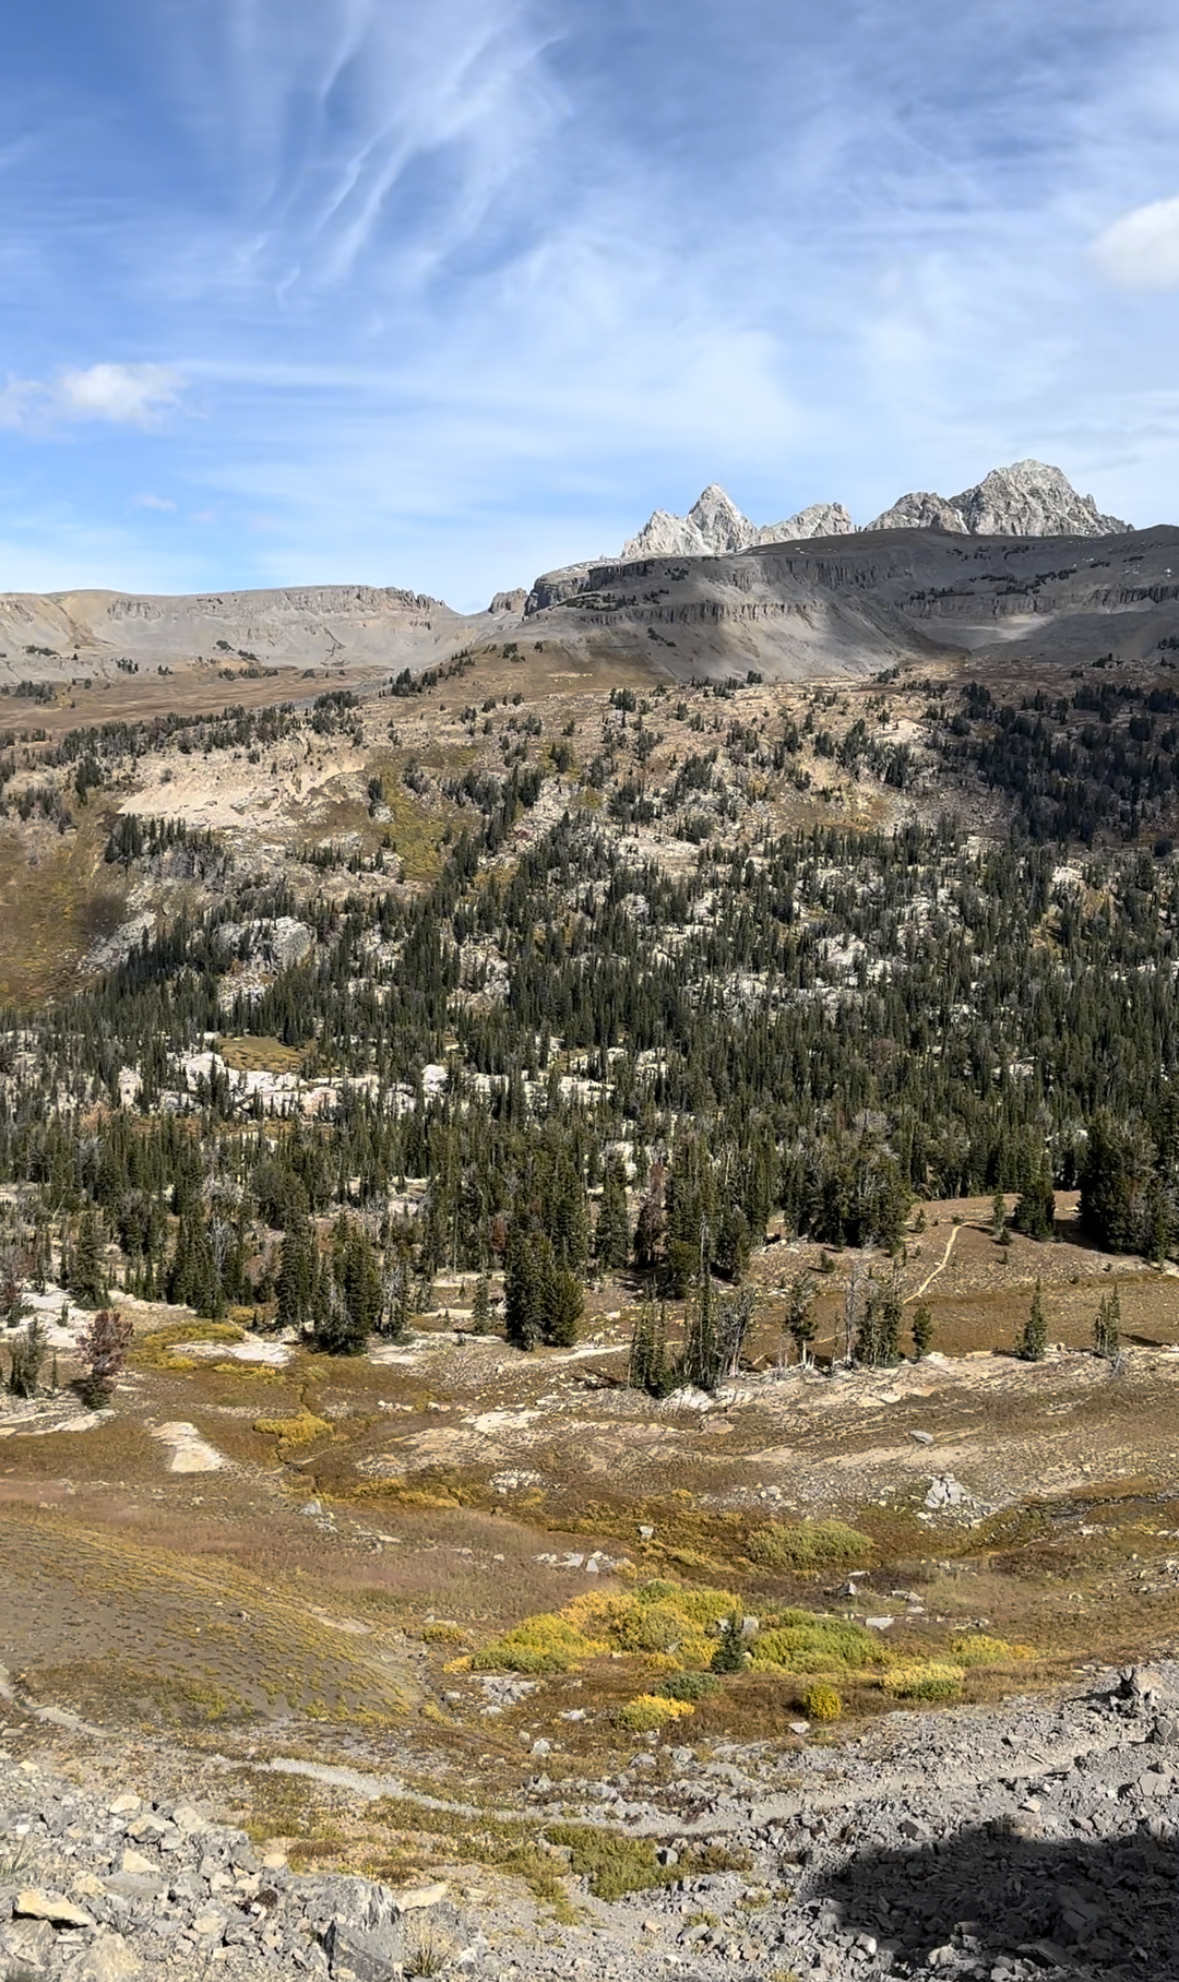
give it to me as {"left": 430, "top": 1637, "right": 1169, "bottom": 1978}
{"left": 4, "top": 1666, "right": 1179, "bottom": 1981}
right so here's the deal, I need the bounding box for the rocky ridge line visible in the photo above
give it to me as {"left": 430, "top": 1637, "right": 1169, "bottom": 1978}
{"left": 620, "top": 461, "right": 1129, "bottom": 562}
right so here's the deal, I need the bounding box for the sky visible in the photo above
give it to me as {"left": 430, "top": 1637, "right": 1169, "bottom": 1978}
{"left": 1, "top": 0, "right": 1178, "bottom": 611}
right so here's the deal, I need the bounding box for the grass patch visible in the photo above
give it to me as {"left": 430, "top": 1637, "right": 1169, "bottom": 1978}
{"left": 217, "top": 1035, "right": 305, "bottom": 1075}
{"left": 252, "top": 1411, "right": 332, "bottom": 1443}
{"left": 0, "top": 812, "right": 124, "bottom": 1004}
{"left": 547, "top": 1827, "right": 749, "bottom": 1902}
{"left": 132, "top": 1320, "right": 245, "bottom": 1369}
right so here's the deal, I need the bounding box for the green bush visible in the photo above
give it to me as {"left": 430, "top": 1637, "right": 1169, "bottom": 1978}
{"left": 750, "top": 1612, "right": 883, "bottom": 1674}
{"left": 659, "top": 1670, "right": 720, "bottom": 1703}
{"left": 748, "top": 1519, "right": 873, "bottom": 1572}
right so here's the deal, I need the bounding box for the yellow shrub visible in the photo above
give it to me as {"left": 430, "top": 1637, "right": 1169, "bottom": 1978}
{"left": 420, "top": 1622, "right": 467, "bottom": 1644}
{"left": 633, "top": 1579, "right": 740, "bottom": 1631}
{"left": 472, "top": 1613, "right": 608, "bottom": 1676}
{"left": 884, "top": 1662, "right": 965, "bottom": 1701}
{"left": 802, "top": 1682, "right": 842, "bottom": 1722}
{"left": 442, "top": 1655, "right": 473, "bottom": 1675}
{"left": 617, "top": 1694, "right": 695, "bottom": 1732}
{"left": 471, "top": 1577, "right": 742, "bottom": 1680}
{"left": 950, "top": 1634, "right": 1027, "bottom": 1668}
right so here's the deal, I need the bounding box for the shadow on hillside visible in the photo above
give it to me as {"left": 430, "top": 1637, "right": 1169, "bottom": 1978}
{"left": 810, "top": 1815, "right": 1179, "bottom": 1975}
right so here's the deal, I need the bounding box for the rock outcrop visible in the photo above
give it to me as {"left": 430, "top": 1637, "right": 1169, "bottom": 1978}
{"left": 866, "top": 491, "right": 970, "bottom": 534}
{"left": 758, "top": 501, "right": 856, "bottom": 543}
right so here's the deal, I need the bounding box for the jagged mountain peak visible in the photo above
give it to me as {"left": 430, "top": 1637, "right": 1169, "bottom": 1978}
{"left": 621, "top": 484, "right": 854, "bottom": 561}
{"left": 618, "top": 462, "right": 1129, "bottom": 565}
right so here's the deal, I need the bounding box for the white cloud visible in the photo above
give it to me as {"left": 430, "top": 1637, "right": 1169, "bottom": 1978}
{"left": 132, "top": 491, "right": 178, "bottom": 511}
{"left": 58, "top": 364, "right": 182, "bottom": 425}
{"left": 0, "top": 364, "right": 182, "bottom": 433}
{"left": 1092, "top": 195, "right": 1179, "bottom": 290}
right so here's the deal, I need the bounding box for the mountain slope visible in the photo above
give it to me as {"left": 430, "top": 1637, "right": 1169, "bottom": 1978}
{"left": 524, "top": 524, "right": 1179, "bottom": 682}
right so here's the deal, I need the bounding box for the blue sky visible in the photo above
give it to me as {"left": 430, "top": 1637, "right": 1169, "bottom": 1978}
{"left": 1, "top": 0, "right": 1178, "bottom": 610}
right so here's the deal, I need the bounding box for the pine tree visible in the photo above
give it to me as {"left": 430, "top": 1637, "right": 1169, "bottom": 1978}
{"left": 629, "top": 1291, "right": 670, "bottom": 1394}
{"left": 1011, "top": 1155, "right": 1055, "bottom": 1241}
{"left": 7, "top": 1316, "right": 47, "bottom": 1398}
{"left": 69, "top": 1211, "right": 107, "bottom": 1310}
{"left": 784, "top": 1272, "right": 817, "bottom": 1365}
{"left": 710, "top": 1612, "right": 747, "bottom": 1674}
{"left": 1017, "top": 1279, "right": 1048, "bottom": 1362}
{"left": 595, "top": 1155, "right": 630, "bottom": 1272}
{"left": 504, "top": 1221, "right": 545, "bottom": 1351}
{"left": 275, "top": 1220, "right": 318, "bottom": 1335}
{"left": 855, "top": 1275, "right": 902, "bottom": 1367}
{"left": 911, "top": 1302, "right": 934, "bottom": 1358}
{"left": 1094, "top": 1286, "right": 1121, "bottom": 1360}
{"left": 991, "top": 1189, "right": 1008, "bottom": 1240}
{"left": 471, "top": 1272, "right": 492, "bottom": 1335}
{"left": 334, "top": 1218, "right": 381, "bottom": 1342}
{"left": 545, "top": 1261, "right": 583, "bottom": 1348}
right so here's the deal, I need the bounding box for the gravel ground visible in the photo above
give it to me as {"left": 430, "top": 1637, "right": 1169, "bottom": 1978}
{"left": 5, "top": 1665, "right": 1179, "bottom": 1980}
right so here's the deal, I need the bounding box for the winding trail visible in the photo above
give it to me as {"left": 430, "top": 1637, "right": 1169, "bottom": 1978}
{"left": 906, "top": 1221, "right": 962, "bottom": 1304}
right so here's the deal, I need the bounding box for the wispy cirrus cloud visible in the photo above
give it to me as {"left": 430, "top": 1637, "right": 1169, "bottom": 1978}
{"left": 3, "top": 1, "right": 1179, "bottom": 601}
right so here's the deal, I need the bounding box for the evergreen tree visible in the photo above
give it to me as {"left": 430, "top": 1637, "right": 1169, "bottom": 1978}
{"left": 275, "top": 1220, "right": 318, "bottom": 1335}
{"left": 545, "top": 1259, "right": 583, "bottom": 1347}
{"left": 784, "top": 1271, "right": 818, "bottom": 1365}
{"left": 911, "top": 1302, "right": 934, "bottom": 1358}
{"left": 0, "top": 1251, "right": 28, "bottom": 1330}
{"left": 714, "top": 1202, "right": 751, "bottom": 1282}
{"left": 7, "top": 1316, "right": 47, "bottom": 1398}
{"left": 69, "top": 1211, "right": 107, "bottom": 1310}
{"left": 334, "top": 1218, "right": 382, "bottom": 1341}
{"left": 471, "top": 1272, "right": 492, "bottom": 1335}
{"left": 710, "top": 1612, "right": 747, "bottom": 1674}
{"left": 1094, "top": 1287, "right": 1121, "bottom": 1360}
{"left": 1079, "top": 1115, "right": 1158, "bottom": 1254}
{"left": 1011, "top": 1157, "right": 1055, "bottom": 1241}
{"left": 1017, "top": 1279, "right": 1048, "bottom": 1362}
{"left": 629, "top": 1291, "right": 670, "bottom": 1394}
{"left": 855, "top": 1275, "right": 902, "bottom": 1367}
{"left": 594, "top": 1155, "right": 630, "bottom": 1272}
{"left": 167, "top": 1212, "right": 222, "bottom": 1318}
